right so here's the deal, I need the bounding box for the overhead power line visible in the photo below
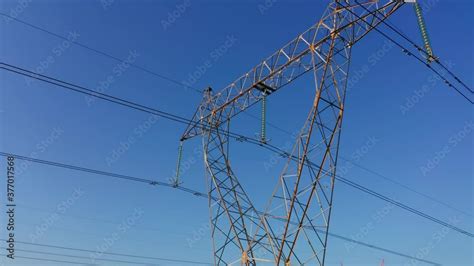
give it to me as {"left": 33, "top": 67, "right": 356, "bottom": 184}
{"left": 2, "top": 4, "right": 471, "bottom": 263}
{"left": 0, "top": 151, "right": 201, "bottom": 195}
{"left": 0, "top": 12, "right": 202, "bottom": 94}
{"left": 2, "top": 9, "right": 471, "bottom": 216}
{"left": 3, "top": 6, "right": 472, "bottom": 108}
{"left": 335, "top": 177, "right": 473, "bottom": 237}
{"left": 344, "top": 1, "right": 473, "bottom": 104}
{"left": 0, "top": 154, "right": 442, "bottom": 265}
{"left": 339, "top": 158, "right": 473, "bottom": 218}
{"left": 322, "top": 231, "right": 440, "bottom": 266}
{"left": 0, "top": 62, "right": 275, "bottom": 150}
{"left": 2, "top": 7, "right": 471, "bottom": 99}
{"left": 0, "top": 230, "right": 439, "bottom": 265}
{"left": 0, "top": 61, "right": 297, "bottom": 150}
{"left": 273, "top": 151, "right": 474, "bottom": 238}
{"left": 0, "top": 253, "right": 96, "bottom": 265}
{"left": 3, "top": 247, "right": 161, "bottom": 265}
{"left": 246, "top": 112, "right": 473, "bottom": 218}
{"left": 1, "top": 240, "right": 211, "bottom": 265}
{"left": 1, "top": 60, "right": 471, "bottom": 237}
{"left": 0, "top": 62, "right": 193, "bottom": 126}
{"left": 6, "top": 10, "right": 465, "bottom": 222}
{"left": 1, "top": 150, "right": 471, "bottom": 239}
{"left": 353, "top": 0, "right": 473, "bottom": 94}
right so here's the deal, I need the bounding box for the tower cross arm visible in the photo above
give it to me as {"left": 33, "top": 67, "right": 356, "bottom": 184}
{"left": 181, "top": 0, "right": 406, "bottom": 141}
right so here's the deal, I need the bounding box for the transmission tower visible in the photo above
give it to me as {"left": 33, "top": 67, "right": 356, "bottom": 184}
{"left": 179, "top": 0, "right": 414, "bottom": 265}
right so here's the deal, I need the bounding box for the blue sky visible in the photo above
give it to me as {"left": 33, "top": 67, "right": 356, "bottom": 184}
{"left": 0, "top": 0, "right": 472, "bottom": 265}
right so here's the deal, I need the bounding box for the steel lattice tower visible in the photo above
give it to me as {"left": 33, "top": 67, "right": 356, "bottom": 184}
{"left": 180, "top": 0, "right": 407, "bottom": 264}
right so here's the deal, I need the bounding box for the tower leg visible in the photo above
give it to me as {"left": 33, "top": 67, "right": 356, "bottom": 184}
{"left": 203, "top": 118, "right": 275, "bottom": 265}
{"left": 255, "top": 25, "right": 353, "bottom": 266}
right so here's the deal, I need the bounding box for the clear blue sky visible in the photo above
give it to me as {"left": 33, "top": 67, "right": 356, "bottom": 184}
{"left": 0, "top": 0, "right": 472, "bottom": 265}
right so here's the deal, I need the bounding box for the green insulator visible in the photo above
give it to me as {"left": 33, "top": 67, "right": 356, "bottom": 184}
{"left": 261, "top": 93, "right": 267, "bottom": 143}
{"left": 174, "top": 141, "right": 184, "bottom": 185}
{"left": 414, "top": 2, "right": 434, "bottom": 62}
